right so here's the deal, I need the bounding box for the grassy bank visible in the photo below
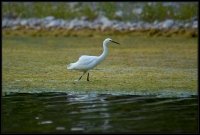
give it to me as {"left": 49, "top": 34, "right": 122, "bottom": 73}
{"left": 3, "top": 27, "right": 198, "bottom": 38}
{"left": 2, "top": 34, "right": 197, "bottom": 96}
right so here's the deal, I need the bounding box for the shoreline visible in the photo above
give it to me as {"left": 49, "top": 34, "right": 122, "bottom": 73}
{"left": 3, "top": 27, "right": 198, "bottom": 38}
{"left": 2, "top": 16, "right": 197, "bottom": 31}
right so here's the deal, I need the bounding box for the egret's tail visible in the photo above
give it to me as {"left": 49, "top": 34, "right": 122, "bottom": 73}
{"left": 67, "top": 63, "right": 74, "bottom": 70}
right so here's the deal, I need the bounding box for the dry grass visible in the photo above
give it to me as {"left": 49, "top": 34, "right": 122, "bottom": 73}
{"left": 2, "top": 27, "right": 198, "bottom": 38}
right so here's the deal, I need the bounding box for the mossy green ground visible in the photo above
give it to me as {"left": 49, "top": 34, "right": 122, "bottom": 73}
{"left": 2, "top": 34, "right": 197, "bottom": 96}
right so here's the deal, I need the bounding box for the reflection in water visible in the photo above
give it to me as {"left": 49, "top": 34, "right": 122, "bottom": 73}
{"left": 2, "top": 92, "right": 198, "bottom": 133}
{"left": 39, "top": 120, "right": 53, "bottom": 125}
{"left": 67, "top": 93, "right": 111, "bottom": 132}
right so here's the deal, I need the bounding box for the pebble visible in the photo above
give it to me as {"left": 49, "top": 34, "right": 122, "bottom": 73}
{"left": 2, "top": 15, "right": 197, "bottom": 31}
{"left": 162, "top": 19, "right": 174, "bottom": 29}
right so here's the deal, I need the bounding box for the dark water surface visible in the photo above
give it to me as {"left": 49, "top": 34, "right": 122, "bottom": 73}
{"left": 2, "top": 92, "right": 198, "bottom": 133}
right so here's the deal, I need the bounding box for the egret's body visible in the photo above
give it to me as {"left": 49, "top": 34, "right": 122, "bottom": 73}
{"left": 67, "top": 38, "right": 120, "bottom": 81}
{"left": 67, "top": 55, "right": 100, "bottom": 72}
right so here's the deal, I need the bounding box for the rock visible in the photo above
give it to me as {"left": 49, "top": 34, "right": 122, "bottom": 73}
{"left": 1, "top": 16, "right": 197, "bottom": 31}
{"left": 96, "top": 16, "right": 113, "bottom": 27}
{"left": 184, "top": 23, "right": 191, "bottom": 28}
{"left": 2, "top": 19, "right": 8, "bottom": 27}
{"left": 44, "top": 16, "right": 55, "bottom": 21}
{"left": 152, "top": 20, "right": 159, "bottom": 29}
{"left": 12, "top": 19, "right": 20, "bottom": 26}
{"left": 156, "top": 22, "right": 164, "bottom": 30}
{"left": 131, "top": 22, "right": 138, "bottom": 28}
{"left": 28, "top": 18, "right": 41, "bottom": 27}
{"left": 137, "top": 21, "right": 145, "bottom": 29}
{"left": 126, "top": 22, "right": 132, "bottom": 28}
{"left": 46, "top": 20, "right": 61, "bottom": 28}
{"left": 95, "top": 16, "right": 113, "bottom": 31}
{"left": 5, "top": 20, "right": 13, "bottom": 27}
{"left": 20, "top": 19, "right": 28, "bottom": 26}
{"left": 63, "top": 21, "right": 70, "bottom": 28}
{"left": 113, "top": 23, "right": 123, "bottom": 30}
{"left": 68, "top": 18, "right": 79, "bottom": 29}
{"left": 192, "top": 21, "right": 198, "bottom": 29}
{"left": 143, "top": 23, "right": 151, "bottom": 29}
{"left": 162, "top": 19, "right": 174, "bottom": 29}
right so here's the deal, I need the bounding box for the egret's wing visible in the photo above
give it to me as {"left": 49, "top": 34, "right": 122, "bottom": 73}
{"left": 77, "top": 55, "right": 98, "bottom": 66}
{"left": 68, "top": 55, "right": 98, "bottom": 70}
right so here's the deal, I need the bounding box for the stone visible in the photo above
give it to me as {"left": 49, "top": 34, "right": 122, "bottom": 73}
{"left": 46, "top": 20, "right": 61, "bottom": 28}
{"left": 20, "top": 19, "right": 28, "bottom": 26}
{"left": 192, "top": 21, "right": 198, "bottom": 29}
{"left": 162, "top": 19, "right": 174, "bottom": 29}
{"left": 44, "top": 16, "right": 55, "bottom": 21}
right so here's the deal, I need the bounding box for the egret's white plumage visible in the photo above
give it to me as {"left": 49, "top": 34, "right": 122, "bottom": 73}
{"left": 67, "top": 55, "right": 99, "bottom": 71}
{"left": 67, "top": 38, "right": 120, "bottom": 81}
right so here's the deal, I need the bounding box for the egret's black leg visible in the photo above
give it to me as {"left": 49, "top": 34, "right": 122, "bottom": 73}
{"left": 78, "top": 72, "right": 86, "bottom": 81}
{"left": 87, "top": 72, "right": 90, "bottom": 81}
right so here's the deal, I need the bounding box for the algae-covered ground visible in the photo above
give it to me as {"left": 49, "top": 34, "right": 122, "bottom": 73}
{"left": 2, "top": 33, "right": 198, "bottom": 97}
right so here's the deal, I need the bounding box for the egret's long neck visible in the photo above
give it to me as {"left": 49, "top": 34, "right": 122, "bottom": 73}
{"left": 98, "top": 43, "right": 109, "bottom": 61}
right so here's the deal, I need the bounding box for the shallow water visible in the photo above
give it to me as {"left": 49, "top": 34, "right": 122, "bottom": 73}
{"left": 2, "top": 92, "right": 198, "bottom": 133}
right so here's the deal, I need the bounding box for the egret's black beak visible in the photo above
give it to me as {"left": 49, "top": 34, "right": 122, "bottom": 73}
{"left": 111, "top": 40, "right": 120, "bottom": 44}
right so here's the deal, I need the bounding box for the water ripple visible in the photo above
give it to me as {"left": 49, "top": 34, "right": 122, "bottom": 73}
{"left": 2, "top": 92, "right": 198, "bottom": 133}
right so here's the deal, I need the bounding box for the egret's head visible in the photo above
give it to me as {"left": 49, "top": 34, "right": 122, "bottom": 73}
{"left": 103, "top": 38, "right": 120, "bottom": 45}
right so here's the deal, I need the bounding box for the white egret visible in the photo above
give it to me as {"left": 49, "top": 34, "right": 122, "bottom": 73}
{"left": 67, "top": 38, "right": 120, "bottom": 81}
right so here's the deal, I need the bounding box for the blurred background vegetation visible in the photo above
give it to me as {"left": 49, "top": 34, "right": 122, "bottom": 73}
{"left": 2, "top": 2, "right": 198, "bottom": 22}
